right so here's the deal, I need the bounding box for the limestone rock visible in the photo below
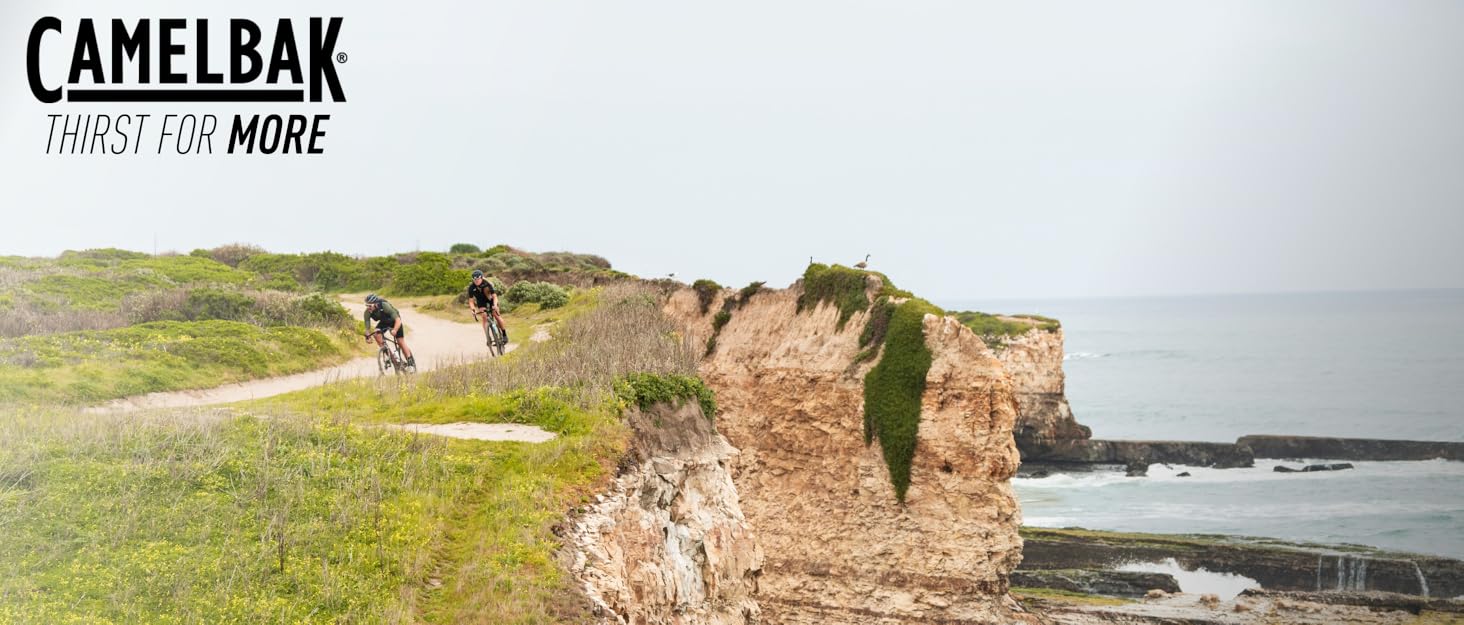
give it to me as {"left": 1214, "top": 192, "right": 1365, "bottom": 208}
{"left": 665, "top": 282, "right": 1025, "bottom": 624}
{"left": 564, "top": 401, "right": 762, "bottom": 625}
{"left": 988, "top": 326, "right": 1092, "bottom": 458}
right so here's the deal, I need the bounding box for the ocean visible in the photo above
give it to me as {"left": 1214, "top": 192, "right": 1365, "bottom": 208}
{"left": 938, "top": 289, "right": 1464, "bottom": 559}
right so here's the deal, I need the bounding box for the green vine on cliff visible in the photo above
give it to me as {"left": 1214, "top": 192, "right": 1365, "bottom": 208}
{"left": 862, "top": 297, "right": 941, "bottom": 502}
{"left": 797, "top": 264, "right": 909, "bottom": 331}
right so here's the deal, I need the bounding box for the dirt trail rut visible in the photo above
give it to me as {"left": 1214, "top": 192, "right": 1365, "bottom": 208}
{"left": 89, "top": 301, "right": 539, "bottom": 443}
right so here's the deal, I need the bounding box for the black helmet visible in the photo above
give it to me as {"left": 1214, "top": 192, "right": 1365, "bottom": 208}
{"left": 471, "top": 270, "right": 484, "bottom": 279}
{"left": 365, "top": 293, "right": 381, "bottom": 305}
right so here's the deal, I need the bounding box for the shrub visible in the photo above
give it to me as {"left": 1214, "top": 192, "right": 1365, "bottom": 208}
{"left": 287, "top": 293, "right": 351, "bottom": 327}
{"left": 390, "top": 252, "right": 471, "bottom": 296}
{"left": 738, "top": 281, "right": 765, "bottom": 305}
{"left": 183, "top": 289, "right": 255, "bottom": 321}
{"left": 691, "top": 279, "right": 721, "bottom": 314}
{"left": 207, "top": 243, "right": 266, "bottom": 268}
{"left": 504, "top": 281, "right": 569, "bottom": 309}
{"left": 862, "top": 298, "right": 941, "bottom": 502}
{"left": 614, "top": 372, "right": 717, "bottom": 419}
{"left": 483, "top": 244, "right": 512, "bottom": 257}
{"left": 449, "top": 243, "right": 481, "bottom": 254}
{"left": 711, "top": 309, "right": 732, "bottom": 333}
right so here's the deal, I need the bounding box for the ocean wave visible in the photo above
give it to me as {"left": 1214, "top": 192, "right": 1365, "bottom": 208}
{"left": 1063, "top": 352, "right": 1107, "bottom": 360}
{"left": 1013, "top": 458, "right": 1464, "bottom": 490}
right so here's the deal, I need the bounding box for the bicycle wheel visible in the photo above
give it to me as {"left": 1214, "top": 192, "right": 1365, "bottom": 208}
{"left": 487, "top": 323, "right": 505, "bottom": 357}
{"left": 377, "top": 347, "right": 391, "bottom": 375}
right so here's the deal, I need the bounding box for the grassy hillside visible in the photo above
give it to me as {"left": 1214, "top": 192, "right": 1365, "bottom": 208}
{"left": 0, "top": 244, "right": 629, "bottom": 406}
{"left": 0, "top": 284, "right": 708, "bottom": 624}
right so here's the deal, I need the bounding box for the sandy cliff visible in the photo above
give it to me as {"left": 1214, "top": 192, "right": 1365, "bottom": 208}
{"left": 986, "top": 326, "right": 1091, "bottom": 459}
{"left": 665, "top": 281, "right": 1027, "bottom": 624}
{"left": 565, "top": 401, "right": 763, "bottom": 625}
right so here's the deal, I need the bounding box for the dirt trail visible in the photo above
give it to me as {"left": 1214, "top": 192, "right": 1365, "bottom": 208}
{"left": 90, "top": 300, "right": 522, "bottom": 419}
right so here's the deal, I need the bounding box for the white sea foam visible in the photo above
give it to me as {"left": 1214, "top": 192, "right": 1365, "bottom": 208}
{"left": 1014, "top": 459, "right": 1464, "bottom": 491}
{"left": 1063, "top": 351, "right": 1106, "bottom": 360}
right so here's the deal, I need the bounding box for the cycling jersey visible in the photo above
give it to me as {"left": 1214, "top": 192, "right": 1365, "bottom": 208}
{"left": 467, "top": 280, "right": 498, "bottom": 308}
{"left": 364, "top": 300, "right": 403, "bottom": 336}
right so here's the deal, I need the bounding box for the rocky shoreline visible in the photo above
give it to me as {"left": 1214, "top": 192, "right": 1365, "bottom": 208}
{"left": 1016, "top": 527, "right": 1464, "bottom": 624}
{"left": 1017, "top": 527, "right": 1464, "bottom": 598}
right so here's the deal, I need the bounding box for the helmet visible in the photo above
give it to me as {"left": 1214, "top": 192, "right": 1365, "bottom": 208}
{"left": 471, "top": 270, "right": 484, "bottom": 279}
{"left": 365, "top": 293, "right": 381, "bottom": 305}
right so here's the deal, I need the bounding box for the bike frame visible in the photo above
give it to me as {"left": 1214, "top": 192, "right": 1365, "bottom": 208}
{"left": 472, "top": 308, "right": 506, "bottom": 356}
{"left": 370, "top": 328, "right": 411, "bottom": 373}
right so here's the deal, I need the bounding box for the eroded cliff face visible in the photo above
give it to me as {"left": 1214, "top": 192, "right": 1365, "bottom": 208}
{"left": 988, "top": 327, "right": 1091, "bottom": 458}
{"left": 564, "top": 401, "right": 763, "bottom": 625}
{"left": 666, "top": 283, "right": 1027, "bottom": 624}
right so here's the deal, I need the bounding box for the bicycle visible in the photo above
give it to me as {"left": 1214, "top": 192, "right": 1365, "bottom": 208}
{"left": 473, "top": 308, "right": 507, "bottom": 357}
{"left": 367, "top": 329, "right": 415, "bottom": 375}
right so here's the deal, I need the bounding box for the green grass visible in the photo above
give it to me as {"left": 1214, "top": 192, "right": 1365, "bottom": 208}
{"left": 0, "top": 320, "right": 357, "bottom": 404}
{"left": 0, "top": 387, "right": 624, "bottom": 625}
{"left": 953, "top": 311, "right": 1060, "bottom": 348}
{"left": 861, "top": 298, "right": 941, "bottom": 502}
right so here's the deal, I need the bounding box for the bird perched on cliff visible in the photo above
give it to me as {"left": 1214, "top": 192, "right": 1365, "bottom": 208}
{"left": 854, "top": 254, "right": 870, "bottom": 269}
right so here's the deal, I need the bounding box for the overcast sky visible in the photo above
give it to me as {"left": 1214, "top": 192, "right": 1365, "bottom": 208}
{"left": 2, "top": 1, "right": 1461, "bottom": 299}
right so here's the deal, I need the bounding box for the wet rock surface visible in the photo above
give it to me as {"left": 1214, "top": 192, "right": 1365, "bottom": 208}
{"left": 1274, "top": 463, "right": 1355, "bottom": 473}
{"left": 1011, "top": 569, "right": 1181, "bottom": 597}
{"left": 1238, "top": 435, "right": 1464, "bottom": 462}
{"left": 1019, "top": 528, "right": 1464, "bottom": 599}
{"left": 1034, "top": 439, "right": 1255, "bottom": 469}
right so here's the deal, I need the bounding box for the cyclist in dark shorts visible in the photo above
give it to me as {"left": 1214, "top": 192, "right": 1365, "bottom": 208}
{"left": 466, "top": 270, "right": 508, "bottom": 344}
{"left": 363, "top": 294, "right": 415, "bottom": 367}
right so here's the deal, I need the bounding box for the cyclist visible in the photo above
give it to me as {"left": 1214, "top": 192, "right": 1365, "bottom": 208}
{"left": 363, "top": 294, "right": 415, "bottom": 368}
{"left": 466, "top": 270, "right": 508, "bottom": 345}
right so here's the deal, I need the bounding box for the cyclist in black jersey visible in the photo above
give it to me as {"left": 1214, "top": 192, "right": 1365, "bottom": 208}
{"left": 466, "top": 270, "right": 507, "bottom": 344}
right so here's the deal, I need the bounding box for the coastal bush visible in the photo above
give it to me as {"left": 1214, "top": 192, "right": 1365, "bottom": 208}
{"left": 614, "top": 372, "right": 717, "bottom": 419}
{"left": 862, "top": 298, "right": 940, "bottom": 502}
{"left": 505, "top": 281, "right": 569, "bottom": 310}
{"left": 204, "top": 243, "right": 266, "bottom": 268}
{"left": 449, "top": 243, "right": 481, "bottom": 254}
{"left": 390, "top": 252, "right": 471, "bottom": 296}
{"left": 738, "top": 281, "right": 765, "bottom": 304}
{"left": 691, "top": 279, "right": 722, "bottom": 314}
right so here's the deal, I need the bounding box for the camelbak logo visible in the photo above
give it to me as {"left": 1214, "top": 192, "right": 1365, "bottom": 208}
{"left": 26, "top": 17, "right": 346, "bottom": 103}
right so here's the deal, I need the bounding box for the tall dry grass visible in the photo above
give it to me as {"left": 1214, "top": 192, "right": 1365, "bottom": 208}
{"left": 424, "top": 284, "right": 697, "bottom": 403}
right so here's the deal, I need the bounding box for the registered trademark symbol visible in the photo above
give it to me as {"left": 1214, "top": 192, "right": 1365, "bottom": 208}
{"left": 336, "top": 52, "right": 348, "bottom": 64}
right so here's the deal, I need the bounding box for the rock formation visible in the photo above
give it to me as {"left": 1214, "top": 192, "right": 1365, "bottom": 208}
{"left": 986, "top": 325, "right": 1091, "bottom": 459}
{"left": 564, "top": 401, "right": 763, "bottom": 625}
{"left": 665, "top": 281, "right": 1027, "bottom": 624}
